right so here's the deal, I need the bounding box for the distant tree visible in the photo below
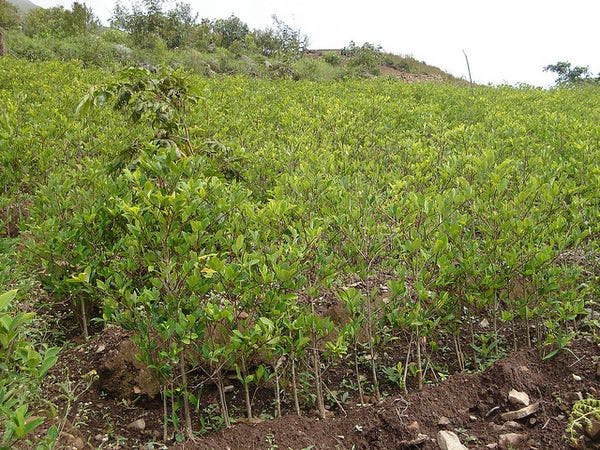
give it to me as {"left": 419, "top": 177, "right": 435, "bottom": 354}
{"left": 544, "top": 61, "right": 599, "bottom": 85}
{"left": 343, "top": 41, "right": 383, "bottom": 75}
{"left": 24, "top": 2, "right": 98, "bottom": 37}
{"left": 0, "top": 0, "right": 20, "bottom": 30}
{"left": 251, "top": 15, "right": 308, "bottom": 58}
{"left": 111, "top": 0, "right": 197, "bottom": 49}
{"left": 212, "top": 14, "right": 248, "bottom": 48}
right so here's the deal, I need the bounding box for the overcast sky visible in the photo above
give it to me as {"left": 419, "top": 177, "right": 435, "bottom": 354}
{"left": 34, "top": 0, "right": 600, "bottom": 86}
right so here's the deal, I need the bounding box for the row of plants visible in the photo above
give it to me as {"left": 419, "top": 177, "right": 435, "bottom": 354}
{"left": 1, "top": 60, "right": 599, "bottom": 442}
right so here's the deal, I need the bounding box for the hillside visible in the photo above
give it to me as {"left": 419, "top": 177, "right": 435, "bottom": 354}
{"left": 308, "top": 48, "right": 459, "bottom": 82}
{"left": 1, "top": 59, "right": 599, "bottom": 449}
{"left": 7, "top": 0, "right": 38, "bottom": 12}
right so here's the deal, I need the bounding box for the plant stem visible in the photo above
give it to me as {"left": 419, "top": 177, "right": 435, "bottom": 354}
{"left": 180, "top": 354, "right": 193, "bottom": 437}
{"left": 215, "top": 369, "right": 230, "bottom": 427}
{"left": 291, "top": 353, "right": 301, "bottom": 416}
{"left": 241, "top": 359, "right": 253, "bottom": 419}
{"left": 274, "top": 365, "right": 282, "bottom": 418}
{"left": 354, "top": 342, "right": 364, "bottom": 405}
{"left": 163, "top": 385, "right": 168, "bottom": 442}
{"left": 80, "top": 298, "right": 88, "bottom": 339}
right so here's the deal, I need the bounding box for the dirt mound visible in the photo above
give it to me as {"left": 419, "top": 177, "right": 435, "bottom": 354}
{"left": 39, "top": 333, "right": 599, "bottom": 449}
{"left": 95, "top": 326, "right": 160, "bottom": 400}
{"left": 41, "top": 326, "right": 164, "bottom": 447}
{"left": 175, "top": 339, "right": 599, "bottom": 450}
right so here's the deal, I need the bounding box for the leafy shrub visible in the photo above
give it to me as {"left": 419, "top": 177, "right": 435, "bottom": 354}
{"left": 322, "top": 51, "right": 340, "bottom": 66}
{"left": 0, "top": 290, "right": 59, "bottom": 448}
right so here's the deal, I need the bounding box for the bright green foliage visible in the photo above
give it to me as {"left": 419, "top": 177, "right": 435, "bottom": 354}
{"left": 2, "top": 59, "right": 599, "bottom": 440}
{"left": 565, "top": 398, "right": 600, "bottom": 448}
{"left": 23, "top": 2, "right": 98, "bottom": 37}
{"left": 0, "top": 290, "right": 59, "bottom": 448}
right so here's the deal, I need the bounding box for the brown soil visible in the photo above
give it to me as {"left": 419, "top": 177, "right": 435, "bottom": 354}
{"left": 174, "top": 338, "right": 599, "bottom": 450}
{"left": 38, "top": 326, "right": 599, "bottom": 450}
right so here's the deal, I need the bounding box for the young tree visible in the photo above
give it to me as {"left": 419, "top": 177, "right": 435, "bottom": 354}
{"left": 212, "top": 14, "right": 249, "bottom": 48}
{"left": 23, "top": 2, "right": 98, "bottom": 37}
{"left": 544, "top": 61, "right": 598, "bottom": 85}
{"left": 111, "top": 0, "right": 197, "bottom": 49}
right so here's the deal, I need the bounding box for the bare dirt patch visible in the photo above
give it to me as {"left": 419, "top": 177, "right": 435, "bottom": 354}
{"left": 39, "top": 327, "right": 598, "bottom": 449}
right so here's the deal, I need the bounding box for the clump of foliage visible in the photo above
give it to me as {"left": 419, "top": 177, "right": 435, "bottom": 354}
{"left": 544, "top": 61, "right": 599, "bottom": 86}
{"left": 0, "top": 290, "right": 59, "bottom": 448}
{"left": 111, "top": 0, "right": 196, "bottom": 49}
{"left": 341, "top": 41, "right": 383, "bottom": 76}
{"left": 565, "top": 398, "right": 600, "bottom": 448}
{"left": 23, "top": 2, "right": 98, "bottom": 37}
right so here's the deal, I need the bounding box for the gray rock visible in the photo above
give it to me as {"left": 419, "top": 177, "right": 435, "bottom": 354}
{"left": 438, "top": 416, "right": 452, "bottom": 427}
{"left": 127, "top": 418, "right": 146, "bottom": 431}
{"left": 503, "top": 420, "right": 522, "bottom": 430}
{"left": 499, "top": 433, "right": 527, "bottom": 449}
{"left": 437, "top": 430, "right": 468, "bottom": 450}
{"left": 407, "top": 420, "right": 420, "bottom": 433}
{"left": 500, "top": 402, "right": 539, "bottom": 421}
{"left": 508, "top": 389, "right": 530, "bottom": 407}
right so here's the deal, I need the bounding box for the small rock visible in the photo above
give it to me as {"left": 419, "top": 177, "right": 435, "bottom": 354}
{"left": 503, "top": 420, "right": 522, "bottom": 430}
{"left": 586, "top": 418, "right": 600, "bottom": 440}
{"left": 480, "top": 318, "right": 490, "bottom": 328}
{"left": 508, "top": 389, "right": 530, "bottom": 407}
{"left": 96, "top": 344, "right": 106, "bottom": 353}
{"left": 133, "top": 386, "right": 142, "bottom": 394}
{"left": 556, "top": 414, "right": 565, "bottom": 421}
{"left": 127, "top": 418, "right": 146, "bottom": 431}
{"left": 223, "top": 385, "right": 234, "bottom": 393}
{"left": 323, "top": 409, "right": 335, "bottom": 419}
{"left": 469, "top": 414, "right": 478, "bottom": 421}
{"left": 438, "top": 416, "right": 451, "bottom": 427}
{"left": 573, "top": 374, "right": 582, "bottom": 381}
{"left": 407, "top": 420, "right": 420, "bottom": 433}
{"left": 94, "top": 434, "right": 108, "bottom": 443}
{"left": 500, "top": 402, "right": 539, "bottom": 421}
{"left": 564, "top": 392, "right": 583, "bottom": 403}
{"left": 437, "top": 430, "right": 468, "bottom": 450}
{"left": 499, "top": 433, "right": 527, "bottom": 449}
{"left": 486, "top": 444, "right": 499, "bottom": 449}
{"left": 529, "top": 417, "right": 537, "bottom": 426}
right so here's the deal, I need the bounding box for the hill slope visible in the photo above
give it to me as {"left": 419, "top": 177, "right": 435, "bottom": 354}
{"left": 7, "top": 0, "right": 39, "bottom": 12}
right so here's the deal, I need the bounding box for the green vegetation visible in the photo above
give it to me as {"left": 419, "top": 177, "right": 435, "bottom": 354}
{"left": 565, "top": 398, "right": 600, "bottom": 448}
{"left": 545, "top": 61, "right": 600, "bottom": 86}
{"left": 0, "top": 0, "right": 455, "bottom": 81}
{"left": 1, "top": 57, "right": 599, "bottom": 443}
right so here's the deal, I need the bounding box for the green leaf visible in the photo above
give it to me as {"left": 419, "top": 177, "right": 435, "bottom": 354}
{"left": 0, "top": 290, "right": 18, "bottom": 311}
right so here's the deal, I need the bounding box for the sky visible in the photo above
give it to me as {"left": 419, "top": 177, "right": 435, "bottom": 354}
{"left": 34, "top": 0, "right": 600, "bottom": 86}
